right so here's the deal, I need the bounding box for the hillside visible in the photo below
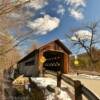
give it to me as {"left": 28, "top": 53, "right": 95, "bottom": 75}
{"left": 70, "top": 49, "right": 100, "bottom": 72}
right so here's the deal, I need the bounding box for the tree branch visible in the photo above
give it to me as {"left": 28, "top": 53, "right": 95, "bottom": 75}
{"left": 0, "top": 0, "right": 31, "bottom": 15}
{"left": 0, "top": 30, "right": 46, "bottom": 56}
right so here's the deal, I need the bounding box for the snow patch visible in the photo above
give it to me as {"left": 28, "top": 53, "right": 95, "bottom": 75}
{"left": 31, "top": 77, "right": 72, "bottom": 100}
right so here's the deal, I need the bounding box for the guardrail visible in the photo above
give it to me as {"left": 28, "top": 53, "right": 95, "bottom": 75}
{"left": 82, "top": 85, "right": 99, "bottom": 100}
{"left": 45, "top": 70, "right": 99, "bottom": 100}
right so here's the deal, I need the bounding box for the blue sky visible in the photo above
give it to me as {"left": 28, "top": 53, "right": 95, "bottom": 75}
{"left": 7, "top": 0, "right": 100, "bottom": 56}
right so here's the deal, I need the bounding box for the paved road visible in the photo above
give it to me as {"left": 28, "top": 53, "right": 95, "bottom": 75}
{"left": 65, "top": 74, "right": 100, "bottom": 98}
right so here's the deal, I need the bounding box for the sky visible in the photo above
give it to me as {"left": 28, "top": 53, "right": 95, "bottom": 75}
{"left": 4, "top": 0, "right": 100, "bottom": 56}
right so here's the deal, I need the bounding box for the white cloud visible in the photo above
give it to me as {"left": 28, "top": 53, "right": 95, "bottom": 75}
{"left": 71, "top": 36, "right": 78, "bottom": 41}
{"left": 26, "top": 0, "right": 48, "bottom": 10}
{"left": 40, "top": 11, "right": 46, "bottom": 15}
{"left": 65, "top": 0, "right": 86, "bottom": 7}
{"left": 65, "top": 0, "right": 86, "bottom": 20}
{"left": 27, "top": 15, "right": 60, "bottom": 35}
{"left": 60, "top": 39, "right": 66, "bottom": 43}
{"left": 69, "top": 8, "right": 84, "bottom": 20}
{"left": 57, "top": 5, "right": 65, "bottom": 16}
{"left": 71, "top": 30, "right": 92, "bottom": 41}
{"left": 8, "top": 0, "right": 48, "bottom": 19}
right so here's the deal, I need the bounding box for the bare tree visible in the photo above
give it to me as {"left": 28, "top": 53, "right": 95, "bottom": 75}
{"left": 66, "top": 21, "right": 100, "bottom": 63}
{"left": 0, "top": 32, "right": 21, "bottom": 70}
{"left": 0, "top": 0, "right": 49, "bottom": 56}
{"left": 27, "top": 41, "right": 40, "bottom": 53}
{"left": 0, "top": 0, "right": 31, "bottom": 15}
{"left": 0, "top": 0, "right": 34, "bottom": 56}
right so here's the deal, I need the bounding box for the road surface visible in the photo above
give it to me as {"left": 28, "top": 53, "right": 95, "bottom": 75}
{"left": 65, "top": 73, "right": 100, "bottom": 98}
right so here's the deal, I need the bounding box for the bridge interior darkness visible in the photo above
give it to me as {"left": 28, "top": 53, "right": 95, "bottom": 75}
{"left": 43, "top": 51, "right": 64, "bottom": 72}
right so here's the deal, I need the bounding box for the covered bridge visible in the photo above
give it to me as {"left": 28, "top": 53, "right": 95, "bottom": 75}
{"left": 16, "top": 39, "right": 71, "bottom": 77}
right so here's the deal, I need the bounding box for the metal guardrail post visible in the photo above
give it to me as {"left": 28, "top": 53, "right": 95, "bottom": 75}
{"left": 74, "top": 80, "right": 82, "bottom": 100}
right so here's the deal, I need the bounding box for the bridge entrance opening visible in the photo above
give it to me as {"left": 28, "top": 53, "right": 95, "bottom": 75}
{"left": 43, "top": 50, "right": 64, "bottom": 72}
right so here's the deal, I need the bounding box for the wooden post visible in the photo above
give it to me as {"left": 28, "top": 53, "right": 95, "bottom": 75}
{"left": 43, "top": 67, "right": 45, "bottom": 77}
{"left": 57, "top": 71, "right": 62, "bottom": 88}
{"left": 74, "top": 80, "right": 82, "bottom": 100}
